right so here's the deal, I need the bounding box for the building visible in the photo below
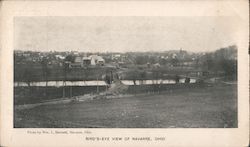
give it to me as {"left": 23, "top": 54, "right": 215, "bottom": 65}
{"left": 153, "top": 63, "right": 161, "bottom": 68}
{"left": 69, "top": 55, "right": 105, "bottom": 68}
{"left": 55, "top": 55, "right": 65, "bottom": 60}
{"left": 90, "top": 55, "right": 105, "bottom": 66}
{"left": 69, "top": 56, "right": 83, "bottom": 68}
{"left": 82, "top": 56, "right": 91, "bottom": 66}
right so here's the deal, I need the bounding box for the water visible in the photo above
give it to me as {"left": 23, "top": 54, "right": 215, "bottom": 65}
{"left": 14, "top": 79, "right": 196, "bottom": 87}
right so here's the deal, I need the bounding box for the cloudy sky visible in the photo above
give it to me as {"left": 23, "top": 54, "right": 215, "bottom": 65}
{"left": 14, "top": 16, "right": 240, "bottom": 52}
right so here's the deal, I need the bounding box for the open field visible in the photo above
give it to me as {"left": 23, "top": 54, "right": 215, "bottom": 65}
{"left": 14, "top": 83, "right": 200, "bottom": 105}
{"left": 14, "top": 83, "right": 237, "bottom": 128}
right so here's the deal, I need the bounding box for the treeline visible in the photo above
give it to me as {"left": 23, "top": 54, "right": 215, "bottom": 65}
{"left": 201, "top": 45, "right": 237, "bottom": 79}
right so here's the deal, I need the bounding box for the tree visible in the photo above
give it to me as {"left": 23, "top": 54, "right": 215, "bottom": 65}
{"left": 135, "top": 55, "right": 148, "bottom": 65}
{"left": 171, "top": 58, "right": 179, "bottom": 66}
{"left": 41, "top": 58, "right": 50, "bottom": 96}
{"left": 63, "top": 61, "right": 70, "bottom": 97}
{"left": 139, "top": 70, "right": 146, "bottom": 84}
{"left": 23, "top": 68, "right": 34, "bottom": 87}
{"left": 221, "top": 59, "right": 237, "bottom": 79}
{"left": 65, "top": 54, "right": 75, "bottom": 62}
{"left": 199, "top": 45, "right": 237, "bottom": 79}
{"left": 159, "top": 58, "right": 167, "bottom": 65}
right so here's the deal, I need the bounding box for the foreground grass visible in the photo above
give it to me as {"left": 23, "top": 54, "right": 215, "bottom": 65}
{"left": 15, "top": 84, "right": 237, "bottom": 128}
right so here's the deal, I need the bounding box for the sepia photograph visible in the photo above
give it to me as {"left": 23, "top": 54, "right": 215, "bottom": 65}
{"left": 13, "top": 16, "right": 238, "bottom": 128}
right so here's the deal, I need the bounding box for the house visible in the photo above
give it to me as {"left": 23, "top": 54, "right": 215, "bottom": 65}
{"left": 182, "top": 61, "right": 195, "bottom": 66}
{"left": 55, "top": 55, "right": 65, "bottom": 60}
{"left": 75, "top": 56, "right": 82, "bottom": 63}
{"left": 69, "top": 56, "right": 83, "bottom": 68}
{"left": 172, "top": 53, "right": 177, "bottom": 59}
{"left": 153, "top": 63, "right": 161, "bottom": 68}
{"left": 90, "top": 55, "right": 105, "bottom": 66}
{"left": 82, "top": 56, "right": 91, "bottom": 66}
{"left": 69, "top": 55, "right": 105, "bottom": 68}
{"left": 147, "top": 62, "right": 151, "bottom": 68}
{"left": 112, "top": 54, "right": 121, "bottom": 60}
{"left": 97, "top": 58, "right": 105, "bottom": 66}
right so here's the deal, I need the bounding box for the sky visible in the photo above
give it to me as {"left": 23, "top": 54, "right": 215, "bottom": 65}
{"left": 14, "top": 16, "right": 240, "bottom": 53}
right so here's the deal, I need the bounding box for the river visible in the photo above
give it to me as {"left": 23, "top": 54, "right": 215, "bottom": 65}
{"left": 14, "top": 78, "right": 196, "bottom": 87}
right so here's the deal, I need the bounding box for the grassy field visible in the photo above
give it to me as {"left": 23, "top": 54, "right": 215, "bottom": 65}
{"left": 14, "top": 83, "right": 237, "bottom": 128}
{"left": 14, "top": 83, "right": 201, "bottom": 105}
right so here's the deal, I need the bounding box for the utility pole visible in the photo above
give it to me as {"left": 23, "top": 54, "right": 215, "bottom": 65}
{"left": 70, "top": 85, "right": 72, "bottom": 98}
{"left": 97, "top": 75, "right": 99, "bottom": 94}
{"left": 63, "top": 81, "right": 65, "bottom": 97}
